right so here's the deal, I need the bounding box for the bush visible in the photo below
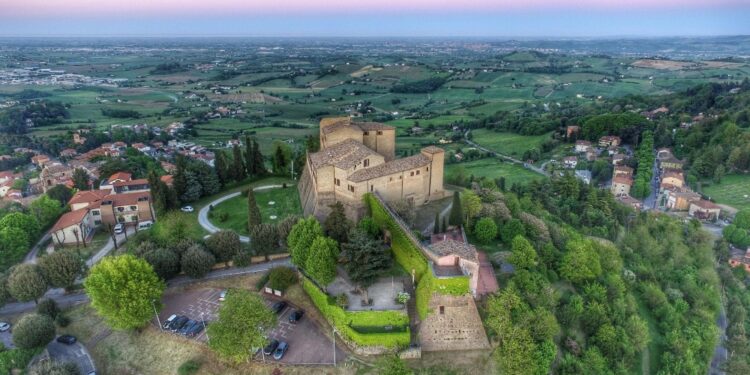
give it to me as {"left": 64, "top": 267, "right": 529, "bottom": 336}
{"left": 232, "top": 251, "right": 252, "bottom": 267}
{"left": 181, "top": 245, "right": 215, "bottom": 278}
{"left": 178, "top": 359, "right": 202, "bottom": 375}
{"left": 36, "top": 299, "right": 60, "bottom": 319}
{"left": 55, "top": 314, "right": 71, "bottom": 327}
{"left": 12, "top": 314, "right": 56, "bottom": 349}
{"left": 28, "top": 360, "right": 80, "bottom": 375}
{"left": 256, "top": 272, "right": 270, "bottom": 291}
{"left": 267, "top": 267, "right": 297, "bottom": 291}
{"left": 0, "top": 348, "right": 43, "bottom": 374}
{"left": 218, "top": 212, "right": 229, "bottom": 222}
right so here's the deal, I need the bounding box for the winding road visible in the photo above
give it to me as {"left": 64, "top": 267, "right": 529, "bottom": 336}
{"left": 197, "top": 184, "right": 284, "bottom": 243}
{"left": 463, "top": 130, "right": 549, "bottom": 177}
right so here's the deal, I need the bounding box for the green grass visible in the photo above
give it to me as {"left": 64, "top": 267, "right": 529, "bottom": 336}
{"left": 701, "top": 174, "right": 750, "bottom": 211}
{"left": 469, "top": 129, "right": 551, "bottom": 158}
{"left": 445, "top": 158, "right": 545, "bottom": 187}
{"left": 209, "top": 185, "right": 302, "bottom": 235}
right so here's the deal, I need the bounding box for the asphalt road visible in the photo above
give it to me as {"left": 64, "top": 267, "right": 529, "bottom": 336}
{"left": 47, "top": 339, "right": 96, "bottom": 374}
{"left": 197, "top": 184, "right": 284, "bottom": 243}
{"left": 0, "top": 258, "right": 292, "bottom": 316}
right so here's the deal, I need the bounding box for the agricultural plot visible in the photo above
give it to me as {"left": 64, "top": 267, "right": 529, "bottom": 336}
{"left": 445, "top": 158, "right": 544, "bottom": 187}
{"left": 701, "top": 174, "right": 750, "bottom": 211}
{"left": 469, "top": 129, "right": 551, "bottom": 158}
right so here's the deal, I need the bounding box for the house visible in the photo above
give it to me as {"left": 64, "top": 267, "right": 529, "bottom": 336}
{"left": 563, "top": 156, "right": 578, "bottom": 169}
{"left": 574, "top": 140, "right": 592, "bottom": 153}
{"left": 0, "top": 171, "right": 13, "bottom": 185}
{"left": 112, "top": 178, "right": 149, "bottom": 194}
{"left": 73, "top": 133, "right": 87, "bottom": 145}
{"left": 610, "top": 176, "right": 633, "bottom": 196}
{"left": 688, "top": 200, "right": 721, "bottom": 221}
{"left": 666, "top": 191, "right": 701, "bottom": 211}
{"left": 585, "top": 150, "right": 597, "bottom": 161}
{"left": 729, "top": 247, "right": 750, "bottom": 273}
{"left": 659, "top": 156, "right": 684, "bottom": 171}
{"left": 617, "top": 195, "right": 642, "bottom": 210}
{"left": 656, "top": 148, "right": 673, "bottom": 160}
{"left": 57, "top": 184, "right": 157, "bottom": 233}
{"left": 102, "top": 172, "right": 133, "bottom": 190}
{"left": 660, "top": 170, "right": 685, "bottom": 192}
{"left": 132, "top": 143, "right": 151, "bottom": 154}
{"left": 31, "top": 154, "right": 51, "bottom": 167}
{"left": 575, "top": 170, "right": 592, "bottom": 185}
{"left": 60, "top": 148, "right": 77, "bottom": 158}
{"left": 566, "top": 125, "right": 580, "bottom": 139}
{"left": 161, "top": 161, "right": 176, "bottom": 173}
{"left": 160, "top": 175, "right": 174, "bottom": 187}
{"left": 613, "top": 165, "right": 634, "bottom": 178}
{"left": 641, "top": 106, "right": 670, "bottom": 120}
{"left": 0, "top": 180, "right": 13, "bottom": 197}
{"left": 612, "top": 153, "right": 627, "bottom": 166}
{"left": 598, "top": 135, "right": 621, "bottom": 148}
{"left": 40, "top": 164, "right": 74, "bottom": 192}
{"left": 300, "top": 117, "right": 445, "bottom": 221}
{"left": 51, "top": 208, "right": 96, "bottom": 246}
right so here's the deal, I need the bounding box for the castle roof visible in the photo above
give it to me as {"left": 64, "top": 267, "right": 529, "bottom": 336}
{"left": 321, "top": 120, "right": 395, "bottom": 135}
{"left": 348, "top": 154, "right": 431, "bottom": 183}
{"left": 420, "top": 146, "right": 444, "bottom": 154}
{"left": 308, "top": 139, "right": 380, "bottom": 170}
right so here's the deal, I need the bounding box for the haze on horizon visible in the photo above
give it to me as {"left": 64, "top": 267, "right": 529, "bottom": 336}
{"left": 1, "top": 0, "right": 749, "bottom": 37}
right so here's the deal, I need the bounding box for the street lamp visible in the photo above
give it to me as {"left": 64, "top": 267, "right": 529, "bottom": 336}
{"left": 201, "top": 313, "right": 209, "bottom": 343}
{"left": 333, "top": 327, "right": 338, "bottom": 366}
{"left": 152, "top": 300, "right": 162, "bottom": 331}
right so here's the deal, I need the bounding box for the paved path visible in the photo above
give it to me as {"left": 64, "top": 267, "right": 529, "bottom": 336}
{"left": 86, "top": 227, "right": 136, "bottom": 267}
{"left": 197, "top": 184, "right": 284, "bottom": 243}
{"left": 23, "top": 231, "right": 51, "bottom": 264}
{"left": 464, "top": 130, "right": 549, "bottom": 177}
{"left": 0, "top": 258, "right": 291, "bottom": 316}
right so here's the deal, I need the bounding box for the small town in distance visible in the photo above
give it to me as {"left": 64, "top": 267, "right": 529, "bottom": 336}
{"left": 1, "top": 2, "right": 750, "bottom": 374}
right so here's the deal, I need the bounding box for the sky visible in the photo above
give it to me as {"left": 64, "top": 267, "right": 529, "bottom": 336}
{"left": 0, "top": 0, "right": 749, "bottom": 37}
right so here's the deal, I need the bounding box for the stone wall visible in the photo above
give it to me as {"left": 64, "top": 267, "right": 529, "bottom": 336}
{"left": 418, "top": 293, "right": 490, "bottom": 352}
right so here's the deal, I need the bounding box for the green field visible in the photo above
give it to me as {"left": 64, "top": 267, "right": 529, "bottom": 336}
{"left": 701, "top": 174, "right": 750, "bottom": 211}
{"left": 445, "top": 158, "right": 545, "bottom": 187}
{"left": 209, "top": 186, "right": 302, "bottom": 235}
{"left": 469, "top": 129, "right": 552, "bottom": 158}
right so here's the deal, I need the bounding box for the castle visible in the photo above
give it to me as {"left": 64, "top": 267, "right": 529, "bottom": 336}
{"left": 299, "top": 117, "right": 446, "bottom": 221}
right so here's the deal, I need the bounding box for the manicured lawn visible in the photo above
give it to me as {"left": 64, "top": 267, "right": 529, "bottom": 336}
{"left": 701, "top": 174, "right": 750, "bottom": 211}
{"left": 445, "top": 158, "right": 545, "bottom": 187}
{"left": 469, "top": 129, "right": 551, "bottom": 158}
{"left": 209, "top": 185, "right": 302, "bottom": 235}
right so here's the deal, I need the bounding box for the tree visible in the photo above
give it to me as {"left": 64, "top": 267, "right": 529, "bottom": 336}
{"left": 324, "top": 202, "right": 351, "bottom": 245}
{"left": 29, "top": 195, "right": 64, "bottom": 229}
{"left": 509, "top": 235, "right": 537, "bottom": 269}
{"left": 251, "top": 139, "right": 266, "bottom": 175}
{"left": 250, "top": 223, "right": 279, "bottom": 260}
{"left": 496, "top": 328, "right": 538, "bottom": 375}
{"left": 272, "top": 142, "right": 288, "bottom": 175}
{"left": 214, "top": 151, "right": 230, "bottom": 186}
{"left": 244, "top": 136, "right": 255, "bottom": 176}
{"left": 180, "top": 245, "right": 215, "bottom": 278}
{"left": 626, "top": 315, "right": 650, "bottom": 352}
{"left": 231, "top": 145, "right": 246, "bottom": 181}
{"left": 247, "top": 189, "right": 262, "bottom": 231}
{"left": 72, "top": 167, "right": 90, "bottom": 190}
{"left": 461, "top": 190, "right": 483, "bottom": 227}
{"left": 474, "top": 217, "right": 498, "bottom": 244}
{"left": 277, "top": 215, "right": 301, "bottom": 248}
{"left": 8, "top": 264, "right": 47, "bottom": 304}
{"left": 46, "top": 185, "right": 73, "bottom": 206}
{"left": 390, "top": 199, "right": 416, "bottom": 226}
{"left": 0, "top": 227, "right": 30, "bottom": 269}
{"left": 179, "top": 171, "right": 202, "bottom": 203}
{"left": 143, "top": 248, "right": 181, "bottom": 280}
{"left": 207, "top": 289, "right": 276, "bottom": 363}
{"left": 205, "top": 230, "right": 241, "bottom": 266}
{"left": 267, "top": 267, "right": 298, "bottom": 291}
{"left": 28, "top": 360, "right": 80, "bottom": 375}
{"left": 84, "top": 254, "right": 165, "bottom": 330}
{"left": 448, "top": 191, "right": 463, "bottom": 226}
{"left": 12, "top": 313, "right": 56, "bottom": 349}
{"left": 0, "top": 212, "right": 40, "bottom": 239}
{"left": 433, "top": 213, "right": 440, "bottom": 234}
{"left": 374, "top": 355, "right": 413, "bottom": 375}
{"left": 287, "top": 217, "right": 322, "bottom": 267}
{"left": 38, "top": 250, "right": 83, "bottom": 288}
{"left": 305, "top": 236, "right": 339, "bottom": 286}
{"left": 36, "top": 298, "right": 60, "bottom": 319}
{"left": 560, "top": 240, "right": 602, "bottom": 284}
{"left": 500, "top": 218, "right": 526, "bottom": 244}
{"left": 341, "top": 229, "right": 391, "bottom": 302}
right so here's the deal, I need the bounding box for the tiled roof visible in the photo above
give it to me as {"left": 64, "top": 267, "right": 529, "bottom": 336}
{"left": 321, "top": 120, "right": 395, "bottom": 135}
{"left": 103, "top": 191, "right": 151, "bottom": 207}
{"left": 348, "top": 154, "right": 430, "bottom": 182}
{"left": 68, "top": 189, "right": 111, "bottom": 206}
{"left": 112, "top": 178, "right": 148, "bottom": 188}
{"left": 52, "top": 208, "right": 89, "bottom": 232}
{"left": 308, "top": 139, "right": 380, "bottom": 170}
{"left": 429, "top": 238, "right": 478, "bottom": 262}
{"left": 692, "top": 199, "right": 720, "bottom": 210}
{"left": 613, "top": 176, "right": 633, "bottom": 185}
{"left": 614, "top": 166, "right": 634, "bottom": 175}
{"left": 420, "top": 146, "right": 444, "bottom": 154}
{"left": 357, "top": 122, "right": 394, "bottom": 132}
{"left": 322, "top": 121, "right": 357, "bottom": 135}
{"left": 108, "top": 171, "right": 132, "bottom": 183}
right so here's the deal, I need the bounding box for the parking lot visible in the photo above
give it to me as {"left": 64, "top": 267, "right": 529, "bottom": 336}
{"left": 47, "top": 339, "right": 96, "bottom": 374}
{"left": 159, "top": 287, "right": 346, "bottom": 365}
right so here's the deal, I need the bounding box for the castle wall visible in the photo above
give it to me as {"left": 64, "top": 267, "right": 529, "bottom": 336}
{"left": 418, "top": 293, "right": 491, "bottom": 351}
{"left": 363, "top": 129, "right": 396, "bottom": 161}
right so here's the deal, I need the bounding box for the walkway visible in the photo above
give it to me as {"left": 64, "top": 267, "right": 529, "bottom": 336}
{"left": 463, "top": 130, "right": 549, "bottom": 177}
{"left": 197, "top": 184, "right": 284, "bottom": 243}
{"left": 0, "top": 258, "right": 292, "bottom": 316}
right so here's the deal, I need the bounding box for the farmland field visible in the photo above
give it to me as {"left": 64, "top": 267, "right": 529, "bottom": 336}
{"left": 701, "top": 174, "right": 750, "bottom": 211}
{"left": 445, "top": 158, "right": 544, "bottom": 187}
{"left": 469, "top": 129, "right": 552, "bottom": 158}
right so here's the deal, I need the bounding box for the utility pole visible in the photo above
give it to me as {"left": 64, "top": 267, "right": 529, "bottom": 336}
{"left": 333, "top": 327, "right": 337, "bottom": 366}
{"left": 201, "top": 313, "right": 209, "bottom": 343}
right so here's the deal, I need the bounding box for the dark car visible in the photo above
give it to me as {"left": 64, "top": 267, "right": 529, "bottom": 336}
{"left": 179, "top": 320, "right": 197, "bottom": 335}
{"left": 162, "top": 314, "right": 177, "bottom": 330}
{"left": 289, "top": 309, "right": 304, "bottom": 323}
{"left": 273, "top": 342, "right": 289, "bottom": 360}
{"left": 271, "top": 301, "right": 287, "bottom": 314}
{"left": 56, "top": 335, "right": 77, "bottom": 345}
{"left": 169, "top": 316, "right": 190, "bottom": 332}
{"left": 263, "top": 339, "right": 280, "bottom": 356}
{"left": 186, "top": 321, "right": 205, "bottom": 337}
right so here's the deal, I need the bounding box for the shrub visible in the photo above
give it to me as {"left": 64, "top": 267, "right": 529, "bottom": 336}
{"left": 178, "top": 359, "right": 202, "bottom": 375}
{"left": 55, "top": 314, "right": 71, "bottom": 327}
{"left": 0, "top": 348, "right": 43, "bottom": 374}
{"left": 337, "top": 293, "right": 349, "bottom": 308}
{"left": 12, "top": 314, "right": 56, "bottom": 349}
{"left": 267, "top": 267, "right": 297, "bottom": 291}
{"left": 36, "top": 299, "right": 60, "bottom": 319}
{"left": 181, "top": 245, "right": 215, "bottom": 278}
{"left": 232, "top": 250, "right": 252, "bottom": 267}
{"left": 143, "top": 248, "right": 181, "bottom": 280}
{"left": 218, "top": 212, "right": 229, "bottom": 222}
{"left": 256, "top": 272, "right": 270, "bottom": 291}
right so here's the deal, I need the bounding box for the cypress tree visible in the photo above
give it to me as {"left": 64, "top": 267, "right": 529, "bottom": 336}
{"left": 215, "top": 151, "right": 229, "bottom": 186}
{"left": 247, "top": 189, "right": 262, "bottom": 231}
{"left": 232, "top": 145, "right": 246, "bottom": 182}
{"left": 244, "top": 136, "right": 255, "bottom": 176}
{"left": 433, "top": 213, "right": 440, "bottom": 234}
{"left": 448, "top": 191, "right": 463, "bottom": 227}
{"left": 252, "top": 139, "right": 266, "bottom": 175}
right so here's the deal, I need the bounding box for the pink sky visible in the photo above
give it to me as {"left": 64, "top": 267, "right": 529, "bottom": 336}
{"left": 4, "top": 0, "right": 746, "bottom": 17}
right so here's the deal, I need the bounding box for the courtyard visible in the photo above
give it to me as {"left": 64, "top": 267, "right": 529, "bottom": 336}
{"left": 208, "top": 185, "right": 302, "bottom": 235}
{"left": 326, "top": 269, "right": 407, "bottom": 312}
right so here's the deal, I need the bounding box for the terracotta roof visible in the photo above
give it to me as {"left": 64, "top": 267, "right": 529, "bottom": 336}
{"left": 617, "top": 195, "right": 641, "bottom": 205}
{"left": 692, "top": 200, "right": 720, "bottom": 210}
{"left": 613, "top": 176, "right": 633, "bottom": 186}
{"left": 103, "top": 191, "right": 151, "bottom": 207}
{"left": 308, "top": 139, "right": 380, "bottom": 170}
{"left": 429, "top": 238, "right": 478, "bottom": 262}
{"left": 322, "top": 121, "right": 357, "bottom": 135}
{"left": 112, "top": 178, "right": 148, "bottom": 188}
{"left": 420, "top": 146, "right": 444, "bottom": 154}
{"left": 52, "top": 208, "right": 89, "bottom": 232}
{"left": 662, "top": 170, "right": 684, "bottom": 180}
{"left": 108, "top": 172, "right": 132, "bottom": 183}
{"left": 68, "top": 189, "right": 111, "bottom": 206}
{"left": 576, "top": 140, "right": 592, "bottom": 145}
{"left": 660, "top": 156, "right": 683, "bottom": 165}
{"left": 160, "top": 175, "right": 173, "bottom": 185}
{"left": 357, "top": 122, "right": 394, "bottom": 132}
{"left": 614, "top": 166, "right": 634, "bottom": 175}
{"left": 348, "top": 154, "right": 430, "bottom": 183}
{"left": 321, "top": 120, "right": 394, "bottom": 135}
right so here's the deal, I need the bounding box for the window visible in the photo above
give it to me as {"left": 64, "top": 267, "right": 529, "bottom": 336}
{"left": 377, "top": 131, "right": 383, "bottom": 135}
{"left": 363, "top": 131, "right": 369, "bottom": 135}
{"left": 410, "top": 171, "right": 414, "bottom": 176}
{"left": 334, "top": 178, "right": 340, "bottom": 186}
{"left": 370, "top": 185, "right": 374, "bottom": 192}
{"left": 416, "top": 170, "right": 420, "bottom": 175}
{"left": 364, "top": 159, "right": 369, "bottom": 167}
{"left": 348, "top": 185, "right": 355, "bottom": 192}
{"left": 426, "top": 167, "right": 429, "bottom": 171}
{"left": 130, "top": 205, "right": 137, "bottom": 211}
{"left": 389, "top": 177, "right": 393, "bottom": 182}
{"left": 439, "top": 306, "right": 445, "bottom": 315}
{"left": 92, "top": 211, "right": 100, "bottom": 216}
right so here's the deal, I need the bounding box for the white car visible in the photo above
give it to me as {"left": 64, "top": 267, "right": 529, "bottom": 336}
{"left": 113, "top": 223, "right": 124, "bottom": 234}
{"left": 0, "top": 322, "right": 10, "bottom": 332}
{"left": 180, "top": 206, "right": 194, "bottom": 213}
{"left": 219, "top": 290, "right": 227, "bottom": 302}
{"left": 137, "top": 220, "right": 154, "bottom": 230}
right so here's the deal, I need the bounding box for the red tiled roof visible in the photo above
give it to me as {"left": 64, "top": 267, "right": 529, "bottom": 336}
{"left": 68, "top": 189, "right": 111, "bottom": 206}
{"left": 108, "top": 172, "right": 132, "bottom": 183}
{"left": 160, "top": 175, "right": 173, "bottom": 186}
{"left": 476, "top": 251, "right": 499, "bottom": 297}
{"left": 692, "top": 200, "right": 720, "bottom": 210}
{"left": 112, "top": 178, "right": 148, "bottom": 188}
{"left": 613, "top": 176, "right": 633, "bottom": 186}
{"left": 52, "top": 208, "right": 89, "bottom": 232}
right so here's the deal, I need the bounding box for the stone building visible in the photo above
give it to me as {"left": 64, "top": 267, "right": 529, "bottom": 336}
{"left": 300, "top": 117, "right": 445, "bottom": 220}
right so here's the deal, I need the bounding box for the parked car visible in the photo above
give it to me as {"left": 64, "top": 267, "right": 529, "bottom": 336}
{"left": 219, "top": 290, "right": 227, "bottom": 302}
{"left": 169, "top": 316, "right": 190, "bottom": 332}
{"left": 162, "top": 314, "right": 177, "bottom": 329}
{"left": 113, "top": 223, "right": 124, "bottom": 234}
{"left": 137, "top": 220, "right": 153, "bottom": 230}
{"left": 56, "top": 335, "right": 77, "bottom": 345}
{"left": 180, "top": 206, "right": 194, "bottom": 213}
{"left": 263, "top": 339, "right": 280, "bottom": 356}
{"left": 186, "top": 321, "right": 205, "bottom": 337}
{"left": 179, "top": 320, "right": 197, "bottom": 335}
{"left": 273, "top": 342, "right": 289, "bottom": 360}
{"left": 289, "top": 310, "right": 304, "bottom": 324}
{"left": 0, "top": 322, "right": 10, "bottom": 332}
{"left": 271, "top": 301, "right": 287, "bottom": 314}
